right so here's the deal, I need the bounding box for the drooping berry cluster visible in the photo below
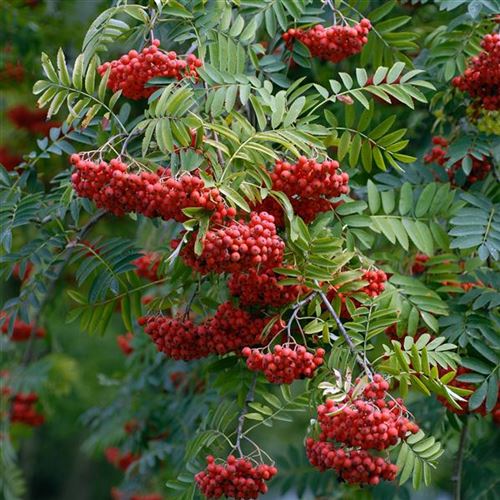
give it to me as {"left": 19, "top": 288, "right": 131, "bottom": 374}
{"left": 0, "top": 312, "right": 45, "bottom": 342}
{"left": 411, "top": 253, "right": 429, "bottom": 274}
{"left": 242, "top": 344, "right": 325, "bottom": 384}
{"left": 116, "top": 333, "right": 134, "bottom": 355}
{"left": 133, "top": 252, "right": 162, "bottom": 281}
{"left": 6, "top": 105, "right": 60, "bottom": 135}
{"left": 283, "top": 20, "right": 372, "bottom": 63}
{"left": 228, "top": 268, "right": 308, "bottom": 307}
{"left": 10, "top": 393, "right": 45, "bottom": 427}
{"left": 271, "top": 157, "right": 349, "bottom": 198}
{"left": 195, "top": 455, "right": 277, "bottom": 499}
{"left": 306, "top": 439, "right": 397, "bottom": 485}
{"left": 105, "top": 447, "right": 140, "bottom": 471}
{"left": 361, "top": 269, "right": 388, "bottom": 297}
{"left": 452, "top": 33, "right": 500, "bottom": 110}
{"left": 175, "top": 212, "right": 285, "bottom": 275}
{"left": 424, "top": 136, "right": 492, "bottom": 186}
{"left": 70, "top": 154, "right": 227, "bottom": 221}
{"left": 317, "top": 383, "right": 419, "bottom": 451}
{"left": 253, "top": 157, "right": 348, "bottom": 225}
{"left": 306, "top": 374, "right": 418, "bottom": 485}
{"left": 139, "top": 302, "right": 278, "bottom": 360}
{"left": 98, "top": 39, "right": 202, "bottom": 100}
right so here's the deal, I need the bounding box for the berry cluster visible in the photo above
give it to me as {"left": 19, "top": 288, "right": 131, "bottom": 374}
{"left": 411, "top": 253, "right": 429, "bottom": 274}
{"left": 452, "top": 33, "right": 500, "bottom": 110}
{"left": 424, "top": 136, "right": 493, "bottom": 186}
{"left": 242, "top": 344, "right": 325, "bottom": 384}
{"left": 105, "top": 447, "right": 140, "bottom": 471}
{"left": 0, "top": 146, "right": 22, "bottom": 171}
{"left": 252, "top": 157, "right": 348, "bottom": 226}
{"left": 307, "top": 374, "right": 418, "bottom": 485}
{"left": 70, "top": 154, "right": 227, "bottom": 222}
{"left": 133, "top": 252, "right": 162, "bottom": 282}
{"left": 98, "top": 39, "right": 202, "bottom": 100}
{"left": 306, "top": 439, "right": 397, "bottom": 485}
{"left": 271, "top": 157, "right": 349, "bottom": 198}
{"left": 317, "top": 390, "right": 419, "bottom": 451}
{"left": 10, "top": 393, "right": 45, "bottom": 427}
{"left": 283, "top": 20, "right": 372, "bottom": 63}
{"left": 195, "top": 455, "right": 277, "bottom": 499}
{"left": 361, "top": 269, "right": 388, "bottom": 297}
{"left": 139, "top": 302, "right": 278, "bottom": 360}
{"left": 423, "top": 136, "right": 448, "bottom": 166}
{"left": 176, "top": 212, "right": 285, "bottom": 275}
{"left": 228, "top": 268, "right": 308, "bottom": 307}
{"left": 117, "top": 333, "right": 134, "bottom": 356}
{"left": 6, "top": 105, "right": 59, "bottom": 135}
{"left": 1, "top": 312, "right": 45, "bottom": 342}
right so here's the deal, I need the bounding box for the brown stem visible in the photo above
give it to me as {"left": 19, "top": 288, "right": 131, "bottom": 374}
{"left": 318, "top": 289, "right": 374, "bottom": 380}
{"left": 453, "top": 418, "right": 469, "bottom": 500}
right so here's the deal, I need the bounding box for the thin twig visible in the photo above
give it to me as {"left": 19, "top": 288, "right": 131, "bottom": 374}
{"left": 452, "top": 418, "right": 469, "bottom": 500}
{"left": 22, "top": 210, "right": 107, "bottom": 364}
{"left": 235, "top": 373, "right": 258, "bottom": 457}
{"left": 286, "top": 293, "right": 317, "bottom": 341}
{"left": 318, "top": 289, "right": 374, "bottom": 380}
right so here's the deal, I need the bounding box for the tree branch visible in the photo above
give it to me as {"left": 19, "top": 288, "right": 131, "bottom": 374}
{"left": 318, "top": 289, "right": 374, "bottom": 380}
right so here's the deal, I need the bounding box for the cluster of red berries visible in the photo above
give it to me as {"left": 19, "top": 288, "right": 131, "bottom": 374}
{"left": 411, "top": 253, "right": 429, "bottom": 274}
{"left": 423, "top": 136, "right": 448, "bottom": 166}
{"left": 139, "top": 302, "right": 278, "bottom": 360}
{"left": 437, "top": 367, "right": 500, "bottom": 421}
{"left": 252, "top": 157, "right": 348, "bottom": 226}
{"left": 105, "top": 447, "right": 140, "bottom": 471}
{"left": 283, "top": 19, "right": 372, "bottom": 63}
{"left": 116, "top": 333, "right": 134, "bottom": 356}
{"left": 133, "top": 252, "right": 162, "bottom": 282}
{"left": 242, "top": 344, "right": 325, "bottom": 384}
{"left": 361, "top": 269, "right": 388, "bottom": 297}
{"left": 1, "top": 312, "right": 45, "bottom": 342}
{"left": 452, "top": 33, "right": 500, "bottom": 110}
{"left": 228, "top": 269, "right": 308, "bottom": 307}
{"left": 98, "top": 39, "right": 202, "bottom": 100}
{"left": 6, "top": 105, "right": 59, "bottom": 135}
{"left": 424, "top": 137, "right": 492, "bottom": 186}
{"left": 0, "top": 146, "right": 22, "bottom": 171}
{"left": 306, "top": 439, "right": 397, "bottom": 485}
{"left": 195, "top": 455, "right": 278, "bottom": 499}
{"left": 317, "top": 387, "right": 419, "bottom": 451}
{"left": 270, "top": 158, "right": 349, "bottom": 199}
{"left": 307, "top": 375, "right": 418, "bottom": 485}
{"left": 70, "top": 154, "right": 227, "bottom": 222}
{"left": 176, "top": 212, "right": 285, "bottom": 275}
{"left": 111, "top": 489, "right": 162, "bottom": 500}
{"left": 10, "top": 393, "right": 45, "bottom": 427}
